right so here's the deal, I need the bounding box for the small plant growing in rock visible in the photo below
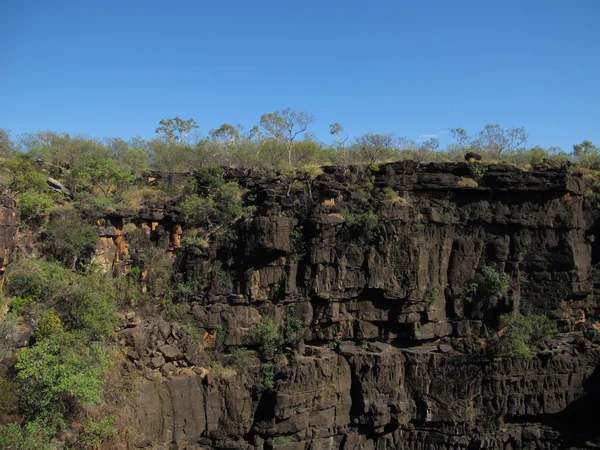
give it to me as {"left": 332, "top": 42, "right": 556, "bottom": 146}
{"left": 283, "top": 312, "right": 311, "bottom": 348}
{"left": 228, "top": 347, "right": 254, "bottom": 370}
{"left": 468, "top": 163, "right": 488, "bottom": 181}
{"left": 261, "top": 362, "right": 275, "bottom": 391}
{"left": 245, "top": 318, "right": 284, "bottom": 360}
{"left": 495, "top": 313, "right": 558, "bottom": 359}
{"left": 467, "top": 266, "right": 510, "bottom": 302}
{"left": 477, "top": 200, "right": 493, "bottom": 222}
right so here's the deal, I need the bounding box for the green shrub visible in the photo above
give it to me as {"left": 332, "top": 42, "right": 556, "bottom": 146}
{"left": 181, "top": 194, "right": 214, "bottom": 228}
{"left": 228, "top": 347, "right": 254, "bottom": 370}
{"left": 195, "top": 166, "right": 224, "bottom": 193}
{"left": 0, "top": 419, "right": 56, "bottom": 450}
{"left": 43, "top": 208, "right": 98, "bottom": 267}
{"left": 261, "top": 362, "right": 275, "bottom": 391}
{"left": 340, "top": 210, "right": 379, "bottom": 245}
{"left": 78, "top": 415, "right": 117, "bottom": 448}
{"left": 5, "top": 259, "right": 71, "bottom": 303}
{"left": 468, "top": 266, "right": 509, "bottom": 301}
{"left": 468, "top": 163, "right": 488, "bottom": 180}
{"left": 17, "top": 192, "right": 54, "bottom": 222}
{"left": 74, "top": 192, "right": 128, "bottom": 217}
{"left": 245, "top": 317, "right": 284, "bottom": 360}
{"left": 15, "top": 331, "right": 111, "bottom": 423}
{"left": 212, "top": 182, "right": 243, "bottom": 224}
{"left": 213, "top": 261, "right": 234, "bottom": 296}
{"left": 283, "top": 313, "right": 310, "bottom": 348}
{"left": 35, "top": 310, "right": 64, "bottom": 341}
{"left": 62, "top": 271, "right": 118, "bottom": 341}
{"left": 496, "top": 313, "right": 558, "bottom": 359}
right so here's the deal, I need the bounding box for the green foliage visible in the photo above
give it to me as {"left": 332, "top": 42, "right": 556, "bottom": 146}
{"left": 341, "top": 209, "right": 379, "bottom": 245}
{"left": 289, "top": 225, "right": 306, "bottom": 261}
{"left": 496, "top": 313, "right": 558, "bottom": 359}
{"left": 261, "top": 362, "right": 275, "bottom": 391}
{"left": 195, "top": 166, "right": 225, "bottom": 193}
{"left": 63, "top": 270, "right": 118, "bottom": 341}
{"left": 0, "top": 419, "right": 56, "bottom": 450}
{"left": 6, "top": 258, "right": 117, "bottom": 341}
{"left": 15, "top": 331, "right": 111, "bottom": 422}
{"left": 477, "top": 200, "right": 493, "bottom": 221}
{"left": 245, "top": 317, "right": 284, "bottom": 360}
{"left": 228, "top": 347, "right": 254, "bottom": 370}
{"left": 283, "top": 312, "right": 310, "bottom": 348}
{"left": 468, "top": 266, "right": 509, "bottom": 302}
{"left": 35, "top": 310, "right": 64, "bottom": 341}
{"left": 468, "top": 163, "right": 488, "bottom": 180}
{"left": 74, "top": 192, "right": 128, "bottom": 217}
{"left": 78, "top": 415, "right": 117, "bottom": 448}
{"left": 6, "top": 259, "right": 71, "bottom": 303}
{"left": 17, "top": 192, "right": 54, "bottom": 222}
{"left": 69, "top": 153, "right": 134, "bottom": 197}
{"left": 213, "top": 261, "right": 234, "bottom": 296}
{"left": 0, "top": 154, "right": 48, "bottom": 195}
{"left": 213, "top": 182, "right": 243, "bottom": 224}
{"left": 181, "top": 194, "right": 213, "bottom": 228}
{"left": 43, "top": 207, "right": 98, "bottom": 267}
{"left": 182, "top": 181, "right": 243, "bottom": 231}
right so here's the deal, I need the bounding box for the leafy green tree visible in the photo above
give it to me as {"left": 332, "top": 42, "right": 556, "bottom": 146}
{"left": 209, "top": 123, "right": 241, "bottom": 159}
{"left": 0, "top": 154, "right": 48, "bottom": 195}
{"left": 69, "top": 153, "right": 134, "bottom": 197}
{"left": 43, "top": 207, "right": 98, "bottom": 268}
{"left": 258, "top": 108, "right": 315, "bottom": 165}
{"left": 0, "top": 129, "right": 14, "bottom": 157}
{"left": 15, "top": 331, "right": 110, "bottom": 422}
{"left": 573, "top": 140, "right": 597, "bottom": 156}
{"left": 155, "top": 117, "right": 199, "bottom": 143}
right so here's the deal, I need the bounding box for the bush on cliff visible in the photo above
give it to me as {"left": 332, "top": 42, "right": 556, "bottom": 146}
{"left": 43, "top": 207, "right": 98, "bottom": 268}
{"left": 245, "top": 317, "right": 284, "bottom": 360}
{"left": 15, "top": 330, "right": 111, "bottom": 423}
{"left": 495, "top": 313, "right": 558, "bottom": 359}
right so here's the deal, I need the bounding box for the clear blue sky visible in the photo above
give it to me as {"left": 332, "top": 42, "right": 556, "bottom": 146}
{"left": 1, "top": 0, "right": 599, "bottom": 151}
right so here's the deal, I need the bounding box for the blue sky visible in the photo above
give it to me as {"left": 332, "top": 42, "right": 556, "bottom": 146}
{"left": 1, "top": 0, "right": 599, "bottom": 151}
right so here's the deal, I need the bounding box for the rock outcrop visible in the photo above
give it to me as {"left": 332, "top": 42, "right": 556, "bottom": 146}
{"left": 87, "top": 162, "right": 600, "bottom": 449}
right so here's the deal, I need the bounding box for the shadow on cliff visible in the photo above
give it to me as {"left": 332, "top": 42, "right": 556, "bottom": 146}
{"left": 542, "top": 364, "right": 600, "bottom": 446}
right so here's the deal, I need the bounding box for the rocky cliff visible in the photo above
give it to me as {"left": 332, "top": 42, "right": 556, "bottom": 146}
{"left": 82, "top": 162, "right": 600, "bottom": 449}
{"left": 6, "top": 162, "right": 600, "bottom": 449}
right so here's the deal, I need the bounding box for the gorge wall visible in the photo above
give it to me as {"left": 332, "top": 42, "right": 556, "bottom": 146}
{"left": 7, "top": 162, "right": 600, "bottom": 449}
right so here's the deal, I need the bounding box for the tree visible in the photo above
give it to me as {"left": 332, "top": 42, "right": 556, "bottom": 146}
{"left": 449, "top": 128, "right": 470, "bottom": 150}
{"left": 354, "top": 132, "right": 395, "bottom": 164}
{"left": 0, "top": 129, "right": 14, "bottom": 157}
{"left": 155, "top": 117, "right": 199, "bottom": 143}
{"left": 573, "top": 140, "right": 598, "bottom": 158}
{"left": 329, "top": 122, "right": 348, "bottom": 149}
{"left": 473, "top": 124, "right": 527, "bottom": 155}
{"left": 258, "top": 108, "right": 315, "bottom": 165}
{"left": 209, "top": 124, "right": 241, "bottom": 162}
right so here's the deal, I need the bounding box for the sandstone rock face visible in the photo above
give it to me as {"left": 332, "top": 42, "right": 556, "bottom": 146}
{"left": 92, "top": 163, "right": 600, "bottom": 449}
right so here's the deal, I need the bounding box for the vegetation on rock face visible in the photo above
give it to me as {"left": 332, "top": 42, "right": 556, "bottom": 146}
{"left": 0, "top": 117, "right": 597, "bottom": 447}
{"left": 495, "top": 313, "right": 558, "bottom": 359}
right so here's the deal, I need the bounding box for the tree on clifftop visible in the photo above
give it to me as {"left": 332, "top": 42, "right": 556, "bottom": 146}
{"left": 257, "top": 108, "right": 315, "bottom": 165}
{"left": 155, "top": 117, "right": 199, "bottom": 143}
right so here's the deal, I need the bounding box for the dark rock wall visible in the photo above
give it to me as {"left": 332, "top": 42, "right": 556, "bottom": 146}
{"left": 88, "top": 163, "right": 600, "bottom": 449}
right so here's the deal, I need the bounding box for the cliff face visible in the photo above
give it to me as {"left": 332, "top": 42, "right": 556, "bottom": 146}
{"left": 91, "top": 162, "right": 600, "bottom": 449}
{"left": 7, "top": 163, "right": 597, "bottom": 449}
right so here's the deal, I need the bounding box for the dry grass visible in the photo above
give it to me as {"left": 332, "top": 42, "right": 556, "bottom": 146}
{"left": 458, "top": 177, "right": 479, "bottom": 187}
